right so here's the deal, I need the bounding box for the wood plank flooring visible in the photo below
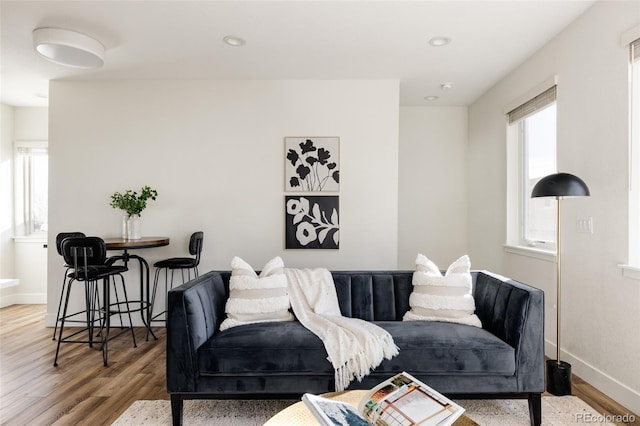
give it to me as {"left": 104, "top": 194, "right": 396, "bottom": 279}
{"left": 0, "top": 304, "right": 638, "bottom": 425}
{"left": 1, "top": 304, "right": 166, "bottom": 425}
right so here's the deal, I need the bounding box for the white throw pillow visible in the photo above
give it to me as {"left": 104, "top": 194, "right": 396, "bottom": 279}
{"left": 403, "top": 254, "right": 481, "bottom": 328}
{"left": 220, "top": 256, "right": 295, "bottom": 331}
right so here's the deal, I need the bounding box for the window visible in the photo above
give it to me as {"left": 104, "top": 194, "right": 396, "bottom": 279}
{"left": 14, "top": 142, "right": 48, "bottom": 236}
{"left": 506, "top": 85, "right": 557, "bottom": 250}
{"left": 628, "top": 36, "right": 640, "bottom": 268}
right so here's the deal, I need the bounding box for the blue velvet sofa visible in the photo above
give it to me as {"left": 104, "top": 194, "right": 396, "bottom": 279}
{"left": 167, "top": 270, "right": 544, "bottom": 426}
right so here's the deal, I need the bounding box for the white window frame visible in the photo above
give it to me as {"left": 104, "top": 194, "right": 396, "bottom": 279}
{"left": 505, "top": 77, "right": 558, "bottom": 258}
{"left": 520, "top": 103, "right": 557, "bottom": 248}
{"left": 14, "top": 140, "right": 48, "bottom": 237}
{"left": 621, "top": 25, "right": 640, "bottom": 279}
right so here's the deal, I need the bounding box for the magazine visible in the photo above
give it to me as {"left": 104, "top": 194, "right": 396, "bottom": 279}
{"left": 302, "top": 372, "right": 464, "bottom": 426}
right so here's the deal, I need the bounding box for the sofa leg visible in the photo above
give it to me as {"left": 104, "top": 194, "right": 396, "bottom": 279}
{"left": 170, "top": 394, "right": 183, "bottom": 426}
{"left": 528, "top": 393, "right": 541, "bottom": 426}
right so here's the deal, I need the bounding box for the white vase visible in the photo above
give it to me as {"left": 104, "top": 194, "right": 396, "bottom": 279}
{"left": 127, "top": 214, "right": 142, "bottom": 240}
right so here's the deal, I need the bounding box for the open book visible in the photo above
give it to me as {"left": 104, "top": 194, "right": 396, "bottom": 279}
{"left": 302, "top": 372, "right": 464, "bottom": 426}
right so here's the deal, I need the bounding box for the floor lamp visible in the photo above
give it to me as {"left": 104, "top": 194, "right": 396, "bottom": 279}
{"left": 531, "top": 172, "right": 590, "bottom": 396}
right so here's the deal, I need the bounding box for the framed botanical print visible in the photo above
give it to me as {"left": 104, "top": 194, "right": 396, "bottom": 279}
{"left": 285, "top": 137, "right": 339, "bottom": 192}
{"left": 285, "top": 196, "right": 339, "bottom": 249}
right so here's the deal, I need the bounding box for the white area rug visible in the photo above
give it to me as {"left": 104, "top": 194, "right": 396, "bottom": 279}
{"left": 113, "top": 396, "right": 615, "bottom": 425}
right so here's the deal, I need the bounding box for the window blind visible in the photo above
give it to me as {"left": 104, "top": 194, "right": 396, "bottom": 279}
{"left": 632, "top": 38, "right": 640, "bottom": 62}
{"left": 16, "top": 147, "right": 47, "bottom": 155}
{"left": 507, "top": 85, "right": 556, "bottom": 124}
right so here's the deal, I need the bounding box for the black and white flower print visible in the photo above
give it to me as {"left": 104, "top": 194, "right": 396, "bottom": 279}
{"left": 285, "top": 196, "right": 339, "bottom": 249}
{"left": 285, "top": 137, "right": 339, "bottom": 192}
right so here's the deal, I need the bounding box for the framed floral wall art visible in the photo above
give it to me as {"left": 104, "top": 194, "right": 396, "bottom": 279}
{"left": 285, "top": 137, "right": 339, "bottom": 192}
{"left": 285, "top": 196, "right": 339, "bottom": 249}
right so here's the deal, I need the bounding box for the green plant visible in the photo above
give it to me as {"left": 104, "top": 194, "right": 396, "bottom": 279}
{"left": 110, "top": 185, "right": 158, "bottom": 216}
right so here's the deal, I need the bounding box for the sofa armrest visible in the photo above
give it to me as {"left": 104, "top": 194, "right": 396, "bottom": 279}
{"left": 166, "top": 271, "right": 228, "bottom": 393}
{"left": 473, "top": 271, "right": 545, "bottom": 393}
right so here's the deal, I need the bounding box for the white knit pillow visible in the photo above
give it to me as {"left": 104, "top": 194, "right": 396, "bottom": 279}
{"left": 220, "top": 256, "right": 294, "bottom": 331}
{"left": 403, "top": 254, "right": 481, "bottom": 327}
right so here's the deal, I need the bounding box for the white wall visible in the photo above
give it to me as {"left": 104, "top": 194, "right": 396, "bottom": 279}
{"left": 47, "top": 79, "right": 399, "bottom": 321}
{"left": 0, "top": 104, "right": 18, "bottom": 307}
{"left": 398, "top": 107, "right": 468, "bottom": 269}
{"left": 469, "top": 1, "right": 640, "bottom": 414}
{"left": 0, "top": 105, "right": 48, "bottom": 307}
{"left": 0, "top": 104, "right": 15, "bottom": 280}
{"left": 14, "top": 107, "right": 48, "bottom": 140}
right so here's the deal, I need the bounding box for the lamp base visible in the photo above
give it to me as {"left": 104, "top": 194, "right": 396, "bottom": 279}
{"left": 547, "top": 359, "right": 572, "bottom": 395}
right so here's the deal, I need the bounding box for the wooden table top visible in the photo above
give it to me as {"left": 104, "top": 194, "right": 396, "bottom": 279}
{"left": 103, "top": 236, "right": 170, "bottom": 250}
{"left": 264, "top": 390, "right": 477, "bottom": 426}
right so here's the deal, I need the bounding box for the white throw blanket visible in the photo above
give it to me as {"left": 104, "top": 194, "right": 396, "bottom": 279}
{"left": 285, "top": 268, "right": 399, "bottom": 391}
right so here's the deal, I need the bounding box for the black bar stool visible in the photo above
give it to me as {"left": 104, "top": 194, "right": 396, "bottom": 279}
{"left": 52, "top": 232, "right": 87, "bottom": 340}
{"left": 149, "top": 231, "right": 203, "bottom": 324}
{"left": 53, "top": 236, "right": 136, "bottom": 367}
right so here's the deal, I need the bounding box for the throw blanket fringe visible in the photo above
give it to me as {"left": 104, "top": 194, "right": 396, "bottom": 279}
{"left": 285, "top": 268, "right": 399, "bottom": 391}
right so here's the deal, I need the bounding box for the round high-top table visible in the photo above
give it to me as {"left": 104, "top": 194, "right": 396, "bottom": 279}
{"left": 104, "top": 236, "right": 169, "bottom": 340}
{"left": 264, "top": 390, "right": 478, "bottom": 426}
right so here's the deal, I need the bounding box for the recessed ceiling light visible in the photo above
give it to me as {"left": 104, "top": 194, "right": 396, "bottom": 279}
{"left": 33, "top": 27, "right": 104, "bottom": 69}
{"left": 440, "top": 82, "right": 455, "bottom": 90}
{"left": 223, "top": 35, "right": 246, "bottom": 47}
{"left": 429, "top": 36, "right": 451, "bottom": 47}
{"left": 424, "top": 96, "right": 439, "bottom": 101}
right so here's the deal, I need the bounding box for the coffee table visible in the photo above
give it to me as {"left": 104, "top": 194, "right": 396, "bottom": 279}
{"left": 264, "top": 390, "right": 478, "bottom": 425}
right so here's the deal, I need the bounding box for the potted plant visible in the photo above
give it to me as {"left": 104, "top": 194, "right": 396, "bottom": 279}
{"left": 110, "top": 185, "right": 158, "bottom": 240}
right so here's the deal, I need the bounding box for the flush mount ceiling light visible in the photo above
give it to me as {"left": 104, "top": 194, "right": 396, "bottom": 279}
{"left": 429, "top": 36, "right": 451, "bottom": 47}
{"left": 33, "top": 28, "right": 104, "bottom": 69}
{"left": 440, "top": 82, "right": 455, "bottom": 90}
{"left": 424, "top": 95, "right": 439, "bottom": 101}
{"left": 223, "top": 35, "right": 246, "bottom": 47}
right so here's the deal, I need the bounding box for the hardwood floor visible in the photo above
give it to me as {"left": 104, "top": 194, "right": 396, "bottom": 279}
{"left": 0, "top": 304, "right": 638, "bottom": 425}
{"left": 0, "top": 304, "right": 167, "bottom": 425}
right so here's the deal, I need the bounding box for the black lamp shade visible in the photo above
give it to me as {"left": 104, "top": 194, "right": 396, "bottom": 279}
{"left": 531, "top": 173, "right": 590, "bottom": 198}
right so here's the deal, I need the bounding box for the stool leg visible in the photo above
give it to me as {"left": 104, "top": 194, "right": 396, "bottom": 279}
{"left": 53, "top": 278, "right": 74, "bottom": 366}
{"left": 52, "top": 267, "right": 70, "bottom": 340}
{"left": 168, "top": 268, "right": 176, "bottom": 312}
{"left": 92, "top": 280, "right": 102, "bottom": 338}
{"left": 161, "top": 268, "right": 173, "bottom": 324}
{"left": 149, "top": 267, "right": 163, "bottom": 322}
{"left": 102, "top": 277, "right": 110, "bottom": 367}
{"left": 85, "top": 280, "right": 94, "bottom": 347}
{"left": 112, "top": 280, "right": 126, "bottom": 330}
{"left": 118, "top": 274, "right": 137, "bottom": 348}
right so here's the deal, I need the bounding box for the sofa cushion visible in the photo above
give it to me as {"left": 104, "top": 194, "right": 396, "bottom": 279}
{"left": 403, "top": 254, "right": 481, "bottom": 327}
{"left": 220, "top": 256, "right": 294, "bottom": 331}
{"left": 373, "top": 321, "right": 515, "bottom": 375}
{"left": 198, "top": 320, "right": 514, "bottom": 377}
{"left": 199, "top": 321, "right": 333, "bottom": 375}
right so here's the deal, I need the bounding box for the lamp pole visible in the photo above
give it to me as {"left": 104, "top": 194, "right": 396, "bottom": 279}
{"left": 547, "top": 194, "right": 572, "bottom": 395}
{"left": 531, "top": 172, "right": 589, "bottom": 396}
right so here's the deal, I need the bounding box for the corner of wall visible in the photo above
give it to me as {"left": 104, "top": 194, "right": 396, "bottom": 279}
{"left": 0, "top": 103, "right": 16, "bottom": 279}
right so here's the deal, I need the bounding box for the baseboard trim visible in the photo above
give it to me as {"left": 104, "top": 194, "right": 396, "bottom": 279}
{"left": 0, "top": 293, "right": 47, "bottom": 308}
{"left": 0, "top": 294, "right": 19, "bottom": 308}
{"left": 546, "top": 340, "right": 640, "bottom": 416}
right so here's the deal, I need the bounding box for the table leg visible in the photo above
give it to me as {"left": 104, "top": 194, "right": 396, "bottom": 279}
{"left": 102, "top": 276, "right": 109, "bottom": 366}
{"left": 108, "top": 251, "right": 157, "bottom": 341}
{"left": 130, "top": 254, "right": 157, "bottom": 341}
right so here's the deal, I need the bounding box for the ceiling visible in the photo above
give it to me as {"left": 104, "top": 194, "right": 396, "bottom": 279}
{"left": 1, "top": 0, "right": 596, "bottom": 108}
